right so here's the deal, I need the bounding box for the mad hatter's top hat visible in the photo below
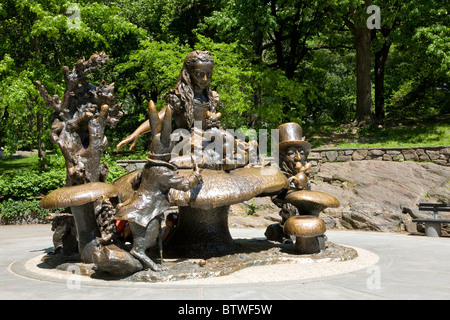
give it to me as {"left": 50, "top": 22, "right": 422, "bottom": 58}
{"left": 277, "top": 122, "right": 311, "bottom": 154}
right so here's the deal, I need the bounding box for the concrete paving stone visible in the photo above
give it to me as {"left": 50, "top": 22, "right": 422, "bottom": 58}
{"left": 122, "top": 288, "right": 203, "bottom": 300}
{"left": 271, "top": 281, "right": 387, "bottom": 300}
{"left": 202, "top": 286, "right": 288, "bottom": 300}
{"left": 1, "top": 225, "right": 450, "bottom": 300}
{"left": 380, "top": 268, "right": 450, "bottom": 289}
{"left": 34, "top": 286, "right": 142, "bottom": 300}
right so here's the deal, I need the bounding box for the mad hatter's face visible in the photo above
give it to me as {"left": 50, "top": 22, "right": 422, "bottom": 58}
{"left": 283, "top": 146, "right": 307, "bottom": 165}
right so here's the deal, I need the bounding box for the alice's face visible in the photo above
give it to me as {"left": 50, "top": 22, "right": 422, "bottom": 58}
{"left": 190, "top": 61, "right": 213, "bottom": 93}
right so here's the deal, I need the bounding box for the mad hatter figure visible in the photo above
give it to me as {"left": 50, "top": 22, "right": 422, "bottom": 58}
{"left": 265, "top": 122, "right": 313, "bottom": 243}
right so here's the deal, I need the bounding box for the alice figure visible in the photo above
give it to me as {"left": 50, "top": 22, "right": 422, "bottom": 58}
{"left": 116, "top": 50, "right": 220, "bottom": 151}
{"left": 116, "top": 50, "right": 256, "bottom": 169}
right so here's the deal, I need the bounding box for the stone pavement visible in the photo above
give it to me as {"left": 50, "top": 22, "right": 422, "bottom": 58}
{"left": 0, "top": 224, "right": 449, "bottom": 300}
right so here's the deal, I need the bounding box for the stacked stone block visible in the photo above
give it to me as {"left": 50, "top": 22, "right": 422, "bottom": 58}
{"left": 310, "top": 146, "right": 449, "bottom": 167}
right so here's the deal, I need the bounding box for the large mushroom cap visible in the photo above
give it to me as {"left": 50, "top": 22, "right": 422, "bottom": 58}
{"left": 113, "top": 166, "right": 289, "bottom": 210}
{"left": 284, "top": 190, "right": 340, "bottom": 214}
{"left": 170, "top": 166, "right": 289, "bottom": 209}
{"left": 41, "top": 182, "right": 122, "bottom": 209}
{"left": 283, "top": 215, "right": 326, "bottom": 238}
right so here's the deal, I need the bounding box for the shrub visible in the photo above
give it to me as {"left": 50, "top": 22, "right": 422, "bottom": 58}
{"left": 0, "top": 198, "right": 61, "bottom": 224}
{"left": 0, "top": 169, "right": 66, "bottom": 199}
{"left": 106, "top": 164, "right": 127, "bottom": 183}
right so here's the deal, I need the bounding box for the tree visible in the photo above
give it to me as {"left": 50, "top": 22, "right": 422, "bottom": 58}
{"left": 340, "top": 0, "right": 374, "bottom": 126}
{"left": 0, "top": 0, "right": 145, "bottom": 157}
{"left": 201, "top": 0, "right": 334, "bottom": 126}
{"left": 115, "top": 40, "right": 191, "bottom": 108}
{"left": 371, "top": 0, "right": 449, "bottom": 120}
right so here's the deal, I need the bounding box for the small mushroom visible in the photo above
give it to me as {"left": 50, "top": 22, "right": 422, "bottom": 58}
{"left": 283, "top": 215, "right": 326, "bottom": 254}
{"left": 284, "top": 190, "right": 340, "bottom": 216}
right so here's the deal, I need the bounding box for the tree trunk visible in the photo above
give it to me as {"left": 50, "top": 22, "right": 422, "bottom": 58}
{"left": 36, "top": 52, "right": 122, "bottom": 186}
{"left": 36, "top": 111, "right": 46, "bottom": 169}
{"left": 374, "top": 41, "right": 391, "bottom": 122}
{"left": 354, "top": 25, "right": 373, "bottom": 126}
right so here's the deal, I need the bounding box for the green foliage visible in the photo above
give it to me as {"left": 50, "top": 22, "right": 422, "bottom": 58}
{"left": 0, "top": 198, "right": 59, "bottom": 221}
{"left": 0, "top": 54, "right": 48, "bottom": 156}
{"left": 0, "top": 0, "right": 448, "bottom": 164}
{"left": 194, "top": 35, "right": 253, "bottom": 128}
{"left": 301, "top": 49, "right": 356, "bottom": 123}
{"left": 306, "top": 118, "right": 450, "bottom": 149}
{"left": 0, "top": 169, "right": 66, "bottom": 199}
{"left": 246, "top": 199, "right": 257, "bottom": 216}
{"left": 115, "top": 40, "right": 191, "bottom": 107}
{"left": 101, "top": 153, "right": 128, "bottom": 183}
{"left": 40, "top": 150, "right": 66, "bottom": 170}
{"left": 0, "top": 0, "right": 147, "bottom": 156}
{"left": 105, "top": 165, "right": 127, "bottom": 184}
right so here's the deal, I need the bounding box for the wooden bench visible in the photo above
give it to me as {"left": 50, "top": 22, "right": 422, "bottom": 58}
{"left": 413, "top": 203, "right": 450, "bottom": 237}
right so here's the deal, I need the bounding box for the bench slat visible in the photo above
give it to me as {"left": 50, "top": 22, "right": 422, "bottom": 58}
{"left": 418, "top": 203, "right": 450, "bottom": 208}
{"left": 419, "top": 208, "right": 450, "bottom": 212}
{"left": 418, "top": 203, "right": 450, "bottom": 214}
{"left": 413, "top": 219, "right": 450, "bottom": 224}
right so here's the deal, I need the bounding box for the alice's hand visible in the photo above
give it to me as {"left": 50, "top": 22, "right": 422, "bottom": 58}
{"left": 116, "top": 133, "right": 139, "bottom": 152}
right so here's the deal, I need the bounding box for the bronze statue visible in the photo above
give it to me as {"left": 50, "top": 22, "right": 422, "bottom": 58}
{"left": 39, "top": 50, "right": 343, "bottom": 279}
{"left": 272, "top": 122, "right": 313, "bottom": 225}
{"left": 116, "top": 50, "right": 219, "bottom": 151}
{"left": 114, "top": 159, "right": 202, "bottom": 270}
{"left": 278, "top": 122, "right": 312, "bottom": 184}
{"left": 116, "top": 50, "right": 255, "bottom": 170}
{"left": 265, "top": 122, "right": 340, "bottom": 251}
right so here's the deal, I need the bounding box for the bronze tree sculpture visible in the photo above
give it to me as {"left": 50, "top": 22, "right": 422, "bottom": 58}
{"left": 37, "top": 52, "right": 123, "bottom": 262}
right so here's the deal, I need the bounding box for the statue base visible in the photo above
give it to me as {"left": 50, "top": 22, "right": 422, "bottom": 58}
{"left": 39, "top": 239, "right": 358, "bottom": 283}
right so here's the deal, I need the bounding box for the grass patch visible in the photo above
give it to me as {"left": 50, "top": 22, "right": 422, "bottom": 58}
{"left": 0, "top": 154, "right": 40, "bottom": 174}
{"left": 304, "top": 115, "right": 450, "bottom": 149}
{"left": 336, "top": 123, "right": 450, "bottom": 148}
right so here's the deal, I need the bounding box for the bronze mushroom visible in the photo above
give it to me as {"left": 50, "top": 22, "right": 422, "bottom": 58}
{"left": 41, "top": 182, "right": 122, "bottom": 209}
{"left": 41, "top": 182, "right": 122, "bottom": 263}
{"left": 283, "top": 215, "right": 326, "bottom": 254}
{"left": 284, "top": 190, "right": 340, "bottom": 216}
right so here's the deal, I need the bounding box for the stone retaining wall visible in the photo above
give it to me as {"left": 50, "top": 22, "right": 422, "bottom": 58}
{"left": 117, "top": 146, "right": 449, "bottom": 174}
{"left": 310, "top": 146, "right": 450, "bottom": 167}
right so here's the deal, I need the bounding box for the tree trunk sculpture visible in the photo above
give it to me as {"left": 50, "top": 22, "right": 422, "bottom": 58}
{"left": 36, "top": 52, "right": 122, "bottom": 186}
{"left": 36, "top": 52, "right": 123, "bottom": 262}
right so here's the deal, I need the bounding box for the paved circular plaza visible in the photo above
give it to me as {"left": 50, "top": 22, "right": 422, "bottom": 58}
{"left": 1, "top": 224, "right": 449, "bottom": 300}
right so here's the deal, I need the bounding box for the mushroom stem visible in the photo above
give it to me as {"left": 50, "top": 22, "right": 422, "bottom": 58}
{"left": 164, "top": 205, "right": 235, "bottom": 258}
{"left": 294, "top": 236, "right": 321, "bottom": 254}
{"left": 71, "top": 203, "right": 101, "bottom": 263}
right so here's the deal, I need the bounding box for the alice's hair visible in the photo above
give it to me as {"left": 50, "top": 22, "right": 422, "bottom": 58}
{"left": 166, "top": 50, "right": 216, "bottom": 128}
